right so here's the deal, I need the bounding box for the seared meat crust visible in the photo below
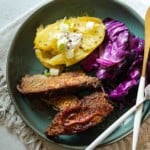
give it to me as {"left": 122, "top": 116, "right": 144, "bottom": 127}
{"left": 46, "top": 92, "right": 114, "bottom": 136}
{"left": 17, "top": 72, "right": 100, "bottom": 95}
{"left": 42, "top": 95, "right": 79, "bottom": 111}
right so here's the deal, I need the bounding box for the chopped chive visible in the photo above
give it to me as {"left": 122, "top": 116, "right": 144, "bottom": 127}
{"left": 58, "top": 43, "right": 66, "bottom": 51}
{"left": 44, "top": 69, "right": 50, "bottom": 77}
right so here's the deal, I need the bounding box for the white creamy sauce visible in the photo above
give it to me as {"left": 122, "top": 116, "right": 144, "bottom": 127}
{"left": 59, "top": 23, "right": 69, "bottom": 32}
{"left": 57, "top": 32, "right": 82, "bottom": 58}
{"left": 49, "top": 68, "right": 60, "bottom": 76}
{"left": 86, "top": 21, "right": 94, "bottom": 30}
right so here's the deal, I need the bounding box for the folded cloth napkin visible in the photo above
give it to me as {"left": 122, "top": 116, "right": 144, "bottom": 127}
{"left": 0, "top": 0, "right": 150, "bottom": 150}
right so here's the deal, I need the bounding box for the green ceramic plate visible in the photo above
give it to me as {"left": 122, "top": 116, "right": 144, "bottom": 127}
{"left": 7, "top": 0, "right": 150, "bottom": 149}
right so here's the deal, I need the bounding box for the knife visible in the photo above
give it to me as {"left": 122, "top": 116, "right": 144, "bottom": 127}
{"left": 132, "top": 6, "right": 150, "bottom": 150}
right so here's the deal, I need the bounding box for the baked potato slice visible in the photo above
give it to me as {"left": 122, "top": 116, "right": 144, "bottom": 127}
{"left": 34, "top": 16, "right": 105, "bottom": 68}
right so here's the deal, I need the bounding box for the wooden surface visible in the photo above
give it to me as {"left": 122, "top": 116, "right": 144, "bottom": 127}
{"left": 99, "top": 116, "right": 150, "bottom": 150}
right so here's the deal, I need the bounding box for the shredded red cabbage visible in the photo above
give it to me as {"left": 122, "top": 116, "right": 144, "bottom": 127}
{"left": 80, "top": 18, "right": 146, "bottom": 105}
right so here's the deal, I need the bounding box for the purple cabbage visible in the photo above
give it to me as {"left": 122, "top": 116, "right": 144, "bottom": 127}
{"left": 80, "top": 18, "right": 145, "bottom": 103}
{"left": 109, "top": 59, "right": 142, "bottom": 99}
{"left": 97, "top": 18, "right": 129, "bottom": 69}
{"left": 80, "top": 48, "right": 99, "bottom": 72}
{"left": 109, "top": 79, "right": 138, "bottom": 99}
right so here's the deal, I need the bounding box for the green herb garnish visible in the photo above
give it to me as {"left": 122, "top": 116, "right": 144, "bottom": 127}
{"left": 44, "top": 69, "right": 50, "bottom": 77}
{"left": 58, "top": 43, "right": 66, "bottom": 51}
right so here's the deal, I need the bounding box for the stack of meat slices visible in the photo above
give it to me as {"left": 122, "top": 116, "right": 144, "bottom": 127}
{"left": 17, "top": 71, "right": 114, "bottom": 136}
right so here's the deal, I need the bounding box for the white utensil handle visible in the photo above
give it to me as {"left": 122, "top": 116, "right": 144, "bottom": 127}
{"left": 85, "top": 99, "right": 146, "bottom": 150}
{"left": 135, "top": 77, "right": 145, "bottom": 103}
{"left": 132, "top": 77, "right": 145, "bottom": 150}
{"left": 132, "top": 105, "right": 143, "bottom": 150}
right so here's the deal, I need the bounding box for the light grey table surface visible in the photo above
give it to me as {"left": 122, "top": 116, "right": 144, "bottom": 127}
{"left": 0, "top": 1, "right": 40, "bottom": 150}
{"left": 0, "top": 0, "right": 40, "bottom": 28}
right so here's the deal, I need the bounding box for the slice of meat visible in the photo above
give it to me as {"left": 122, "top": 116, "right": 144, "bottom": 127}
{"left": 46, "top": 92, "right": 114, "bottom": 136}
{"left": 42, "top": 95, "right": 79, "bottom": 111}
{"left": 17, "top": 72, "right": 100, "bottom": 95}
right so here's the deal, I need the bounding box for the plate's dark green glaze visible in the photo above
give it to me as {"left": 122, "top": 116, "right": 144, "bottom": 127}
{"left": 7, "top": 0, "right": 150, "bottom": 149}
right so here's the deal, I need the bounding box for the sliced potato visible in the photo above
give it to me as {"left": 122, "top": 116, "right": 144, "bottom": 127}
{"left": 34, "top": 16, "right": 105, "bottom": 68}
